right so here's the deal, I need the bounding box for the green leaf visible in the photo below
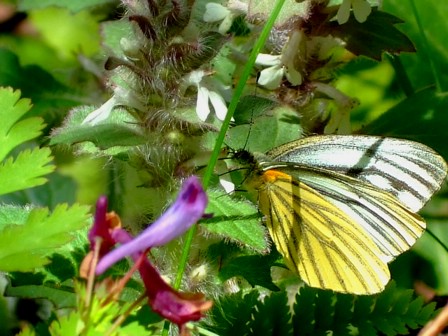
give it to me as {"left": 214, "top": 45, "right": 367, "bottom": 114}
{"left": 0, "top": 204, "right": 90, "bottom": 272}
{"left": 0, "top": 50, "right": 80, "bottom": 119}
{"left": 48, "top": 311, "right": 80, "bottom": 335}
{"left": 0, "top": 87, "right": 55, "bottom": 195}
{"left": 0, "top": 172, "right": 78, "bottom": 209}
{"left": 328, "top": 9, "right": 416, "bottom": 60}
{"left": 6, "top": 284, "right": 76, "bottom": 309}
{"left": 51, "top": 122, "right": 147, "bottom": 149}
{"left": 290, "top": 282, "right": 436, "bottom": 335}
{"left": 0, "top": 87, "right": 44, "bottom": 161}
{"left": 0, "top": 148, "right": 54, "bottom": 196}
{"left": 202, "top": 291, "right": 259, "bottom": 335}
{"left": 361, "top": 87, "right": 448, "bottom": 158}
{"left": 19, "top": 0, "right": 116, "bottom": 13}
{"left": 219, "top": 254, "right": 280, "bottom": 291}
{"left": 101, "top": 20, "right": 133, "bottom": 58}
{"left": 227, "top": 103, "right": 301, "bottom": 153}
{"left": 384, "top": 0, "right": 448, "bottom": 91}
{"left": 0, "top": 205, "right": 30, "bottom": 231}
{"left": 202, "top": 190, "right": 268, "bottom": 251}
{"left": 50, "top": 106, "right": 146, "bottom": 150}
{"left": 249, "top": 291, "right": 293, "bottom": 336}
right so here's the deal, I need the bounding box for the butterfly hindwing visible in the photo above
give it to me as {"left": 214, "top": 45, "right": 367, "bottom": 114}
{"left": 257, "top": 170, "right": 390, "bottom": 294}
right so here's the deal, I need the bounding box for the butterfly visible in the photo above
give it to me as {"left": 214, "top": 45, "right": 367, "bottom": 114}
{"left": 234, "top": 135, "right": 447, "bottom": 294}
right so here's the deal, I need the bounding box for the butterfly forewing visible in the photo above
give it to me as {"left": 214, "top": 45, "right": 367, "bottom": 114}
{"left": 257, "top": 170, "right": 390, "bottom": 294}
{"left": 267, "top": 135, "right": 447, "bottom": 212}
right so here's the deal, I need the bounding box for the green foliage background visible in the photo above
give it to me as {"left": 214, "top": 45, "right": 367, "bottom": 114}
{"left": 0, "top": 0, "right": 447, "bottom": 335}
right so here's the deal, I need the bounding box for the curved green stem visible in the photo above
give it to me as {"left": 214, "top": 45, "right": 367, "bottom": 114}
{"left": 165, "top": 0, "right": 286, "bottom": 334}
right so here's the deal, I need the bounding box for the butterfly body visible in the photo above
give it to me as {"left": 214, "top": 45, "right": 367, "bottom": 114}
{"left": 236, "top": 135, "right": 447, "bottom": 294}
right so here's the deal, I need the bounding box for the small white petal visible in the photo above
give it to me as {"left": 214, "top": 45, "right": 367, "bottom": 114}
{"left": 203, "top": 3, "right": 230, "bottom": 22}
{"left": 218, "top": 13, "right": 235, "bottom": 34}
{"left": 285, "top": 67, "right": 302, "bottom": 86}
{"left": 352, "top": 0, "right": 372, "bottom": 23}
{"left": 208, "top": 90, "right": 228, "bottom": 120}
{"left": 82, "top": 96, "right": 118, "bottom": 125}
{"left": 258, "top": 65, "right": 284, "bottom": 90}
{"left": 196, "top": 86, "right": 211, "bottom": 121}
{"left": 186, "top": 70, "right": 206, "bottom": 85}
{"left": 337, "top": 0, "right": 352, "bottom": 25}
{"left": 219, "top": 176, "right": 235, "bottom": 193}
{"left": 255, "top": 54, "right": 282, "bottom": 66}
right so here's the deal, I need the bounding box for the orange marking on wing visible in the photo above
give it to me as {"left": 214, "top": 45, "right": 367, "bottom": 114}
{"left": 262, "top": 170, "right": 292, "bottom": 183}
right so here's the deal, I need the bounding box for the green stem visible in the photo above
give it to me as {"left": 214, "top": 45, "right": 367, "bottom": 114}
{"left": 164, "top": 0, "right": 286, "bottom": 334}
{"left": 409, "top": 0, "right": 442, "bottom": 92}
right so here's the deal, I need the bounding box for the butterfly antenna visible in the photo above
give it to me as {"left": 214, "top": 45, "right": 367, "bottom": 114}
{"left": 244, "top": 86, "right": 260, "bottom": 150}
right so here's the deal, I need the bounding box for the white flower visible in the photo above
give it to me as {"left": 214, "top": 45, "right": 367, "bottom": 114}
{"left": 255, "top": 30, "right": 304, "bottom": 90}
{"left": 82, "top": 95, "right": 118, "bottom": 125}
{"left": 203, "top": 1, "right": 248, "bottom": 34}
{"left": 183, "top": 70, "right": 229, "bottom": 121}
{"left": 337, "top": 0, "right": 372, "bottom": 25}
{"left": 81, "top": 87, "right": 143, "bottom": 125}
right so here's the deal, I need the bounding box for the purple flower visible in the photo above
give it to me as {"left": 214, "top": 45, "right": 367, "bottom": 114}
{"left": 87, "top": 196, "right": 115, "bottom": 254}
{"left": 83, "top": 176, "right": 211, "bottom": 329}
{"left": 96, "top": 176, "right": 208, "bottom": 274}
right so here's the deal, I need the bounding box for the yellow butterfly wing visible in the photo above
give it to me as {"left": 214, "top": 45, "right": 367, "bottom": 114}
{"left": 257, "top": 169, "right": 390, "bottom": 294}
{"left": 240, "top": 135, "right": 446, "bottom": 294}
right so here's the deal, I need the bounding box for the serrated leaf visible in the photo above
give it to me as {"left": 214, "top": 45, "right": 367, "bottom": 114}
{"left": 417, "top": 302, "right": 437, "bottom": 324}
{"left": 292, "top": 287, "right": 319, "bottom": 335}
{"left": 384, "top": 0, "right": 448, "bottom": 91}
{"left": 0, "top": 87, "right": 45, "bottom": 161}
{"left": 0, "top": 147, "right": 54, "bottom": 196}
{"left": 0, "top": 204, "right": 90, "bottom": 272}
{"left": 202, "top": 291, "right": 259, "bottom": 335}
{"left": 202, "top": 190, "right": 267, "bottom": 251}
{"left": 48, "top": 311, "right": 80, "bottom": 335}
{"left": 249, "top": 291, "right": 292, "bottom": 336}
{"left": 328, "top": 9, "right": 416, "bottom": 60}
